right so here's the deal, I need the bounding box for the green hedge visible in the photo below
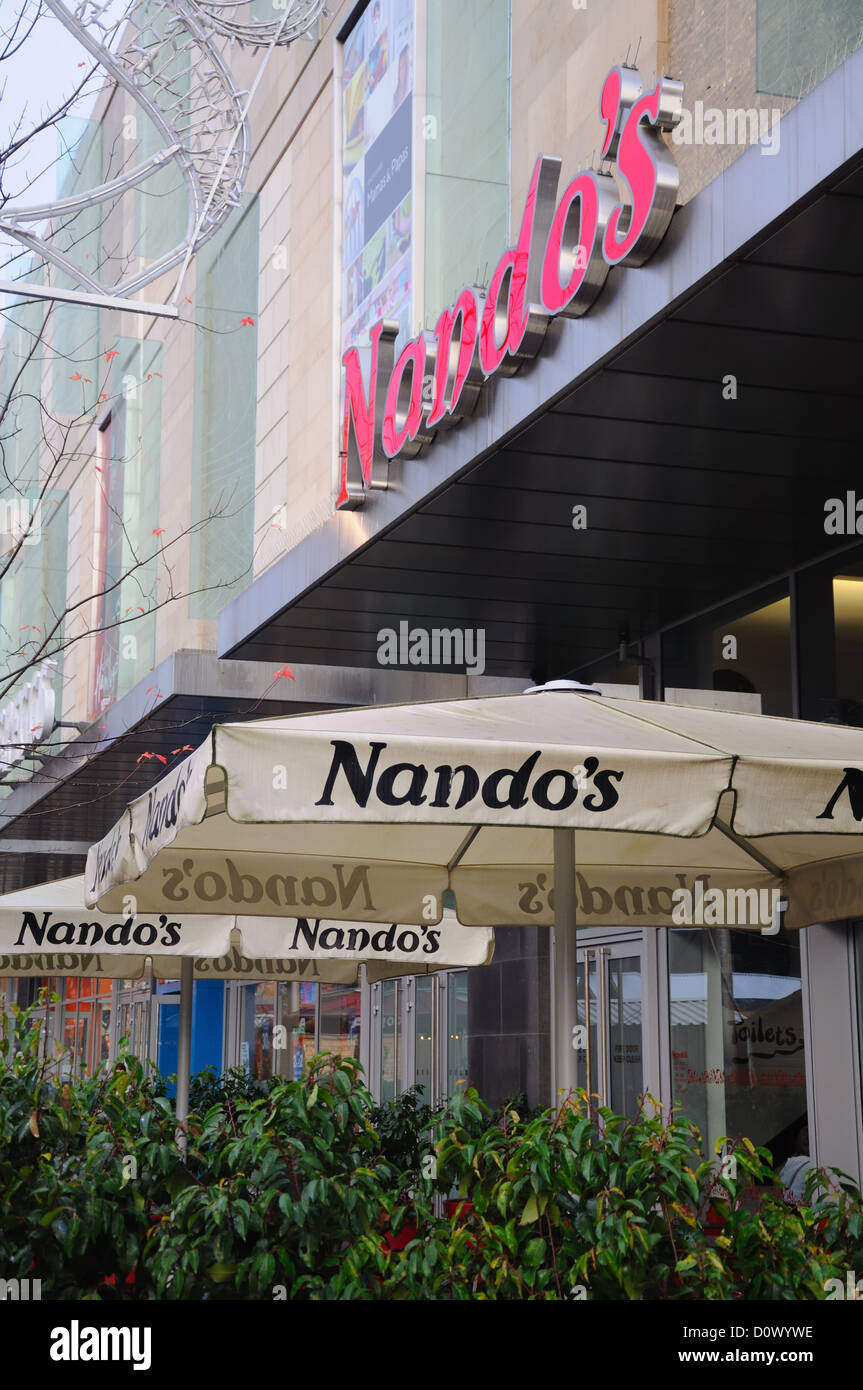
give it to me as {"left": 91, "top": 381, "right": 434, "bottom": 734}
{"left": 1, "top": 1000, "right": 861, "bottom": 1300}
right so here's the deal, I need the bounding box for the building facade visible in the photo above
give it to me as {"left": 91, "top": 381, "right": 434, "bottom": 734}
{"left": 2, "top": 0, "right": 863, "bottom": 1183}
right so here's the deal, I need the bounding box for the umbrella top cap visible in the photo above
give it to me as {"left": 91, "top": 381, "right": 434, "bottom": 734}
{"left": 523, "top": 680, "right": 602, "bottom": 695}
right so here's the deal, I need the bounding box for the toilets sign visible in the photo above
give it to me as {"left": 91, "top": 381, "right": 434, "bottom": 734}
{"left": 338, "top": 65, "right": 684, "bottom": 509}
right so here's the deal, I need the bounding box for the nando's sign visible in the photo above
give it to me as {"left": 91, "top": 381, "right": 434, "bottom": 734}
{"left": 338, "top": 65, "right": 684, "bottom": 509}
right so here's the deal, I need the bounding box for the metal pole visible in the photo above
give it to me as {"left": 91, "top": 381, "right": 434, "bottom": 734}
{"left": 553, "top": 827, "right": 579, "bottom": 1101}
{"left": 175, "top": 958, "right": 193, "bottom": 1151}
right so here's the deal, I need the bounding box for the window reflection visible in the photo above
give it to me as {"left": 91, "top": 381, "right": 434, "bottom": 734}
{"left": 446, "top": 971, "right": 468, "bottom": 1094}
{"left": 414, "top": 976, "right": 433, "bottom": 1101}
{"left": 319, "top": 982, "right": 361, "bottom": 1062}
{"left": 834, "top": 567, "right": 863, "bottom": 725}
{"left": 380, "top": 979, "right": 400, "bottom": 1102}
{"left": 663, "top": 590, "right": 791, "bottom": 714}
{"left": 669, "top": 928, "right": 806, "bottom": 1168}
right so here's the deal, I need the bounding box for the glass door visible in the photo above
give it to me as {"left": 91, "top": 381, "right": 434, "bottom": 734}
{"left": 368, "top": 970, "right": 470, "bottom": 1104}
{"left": 574, "top": 942, "right": 645, "bottom": 1114}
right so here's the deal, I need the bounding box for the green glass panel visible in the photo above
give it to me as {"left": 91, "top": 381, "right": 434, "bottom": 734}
{"left": 757, "top": 0, "right": 863, "bottom": 97}
{"left": 424, "top": 0, "right": 509, "bottom": 316}
{"left": 133, "top": 1, "right": 190, "bottom": 263}
{"left": 92, "top": 338, "right": 161, "bottom": 707}
{"left": 190, "top": 196, "right": 259, "bottom": 619}
{"left": 51, "top": 117, "right": 102, "bottom": 414}
{"left": 0, "top": 264, "right": 45, "bottom": 490}
{"left": 0, "top": 488, "right": 69, "bottom": 793}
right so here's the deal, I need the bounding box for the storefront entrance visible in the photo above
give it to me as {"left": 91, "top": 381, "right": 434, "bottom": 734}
{"left": 564, "top": 924, "right": 811, "bottom": 1171}
{"left": 366, "top": 971, "right": 469, "bottom": 1104}
{"left": 574, "top": 937, "right": 648, "bottom": 1114}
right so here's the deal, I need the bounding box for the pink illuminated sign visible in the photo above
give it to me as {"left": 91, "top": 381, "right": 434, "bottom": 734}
{"left": 337, "top": 65, "right": 684, "bottom": 509}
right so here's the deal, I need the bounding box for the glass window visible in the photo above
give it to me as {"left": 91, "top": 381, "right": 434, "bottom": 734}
{"left": 834, "top": 564, "right": 863, "bottom": 726}
{"left": 253, "top": 980, "right": 277, "bottom": 1078}
{"left": 190, "top": 196, "right": 259, "bottom": 617}
{"left": 132, "top": 3, "right": 189, "bottom": 262}
{"left": 663, "top": 587, "right": 792, "bottom": 715}
{"left": 51, "top": 116, "right": 101, "bottom": 416}
{"left": 90, "top": 341, "right": 160, "bottom": 715}
{"left": 608, "top": 954, "right": 643, "bottom": 1116}
{"left": 757, "top": 0, "right": 863, "bottom": 98}
{"left": 424, "top": 0, "right": 509, "bottom": 316}
{"left": 380, "top": 978, "right": 401, "bottom": 1101}
{"left": 0, "top": 270, "right": 44, "bottom": 483}
{"left": 446, "top": 970, "right": 468, "bottom": 1094}
{"left": 414, "top": 976, "right": 433, "bottom": 1100}
{"left": 319, "top": 982, "right": 361, "bottom": 1061}
{"left": 341, "top": 0, "right": 415, "bottom": 356}
{"left": 243, "top": 979, "right": 319, "bottom": 1081}
{"left": 295, "top": 981, "right": 318, "bottom": 1075}
{"left": 0, "top": 492, "right": 69, "bottom": 787}
{"left": 669, "top": 927, "right": 807, "bottom": 1168}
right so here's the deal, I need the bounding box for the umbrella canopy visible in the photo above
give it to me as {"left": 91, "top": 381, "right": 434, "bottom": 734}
{"left": 0, "top": 876, "right": 492, "bottom": 983}
{"left": 85, "top": 687, "right": 863, "bottom": 932}
{"left": 1, "top": 874, "right": 492, "bottom": 1133}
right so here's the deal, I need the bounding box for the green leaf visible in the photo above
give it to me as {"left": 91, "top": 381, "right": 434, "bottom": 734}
{"left": 524, "top": 1237, "right": 546, "bottom": 1268}
{"left": 520, "top": 1194, "right": 541, "bottom": 1225}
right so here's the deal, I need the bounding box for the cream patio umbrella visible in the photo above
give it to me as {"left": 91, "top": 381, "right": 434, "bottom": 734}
{"left": 84, "top": 682, "right": 863, "bottom": 1094}
{"left": 0, "top": 874, "right": 493, "bottom": 1123}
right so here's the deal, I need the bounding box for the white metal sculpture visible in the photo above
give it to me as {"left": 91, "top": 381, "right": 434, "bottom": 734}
{"left": 0, "top": 0, "right": 326, "bottom": 316}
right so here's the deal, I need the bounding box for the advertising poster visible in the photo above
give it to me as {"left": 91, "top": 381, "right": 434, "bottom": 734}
{"left": 341, "top": 0, "right": 413, "bottom": 357}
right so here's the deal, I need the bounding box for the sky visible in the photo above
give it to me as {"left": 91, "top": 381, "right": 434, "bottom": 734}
{"left": 0, "top": 0, "right": 132, "bottom": 296}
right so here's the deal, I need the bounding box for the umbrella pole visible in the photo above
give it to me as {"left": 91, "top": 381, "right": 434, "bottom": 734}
{"left": 175, "top": 957, "right": 193, "bottom": 1153}
{"left": 553, "top": 827, "right": 579, "bottom": 1104}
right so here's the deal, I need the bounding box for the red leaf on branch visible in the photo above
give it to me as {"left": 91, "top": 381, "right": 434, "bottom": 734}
{"left": 171, "top": 746, "right": 194, "bottom": 754}
{"left": 273, "top": 666, "right": 294, "bottom": 680}
{"left": 152, "top": 527, "right": 165, "bottom": 536}
{"left": 241, "top": 317, "right": 254, "bottom": 326}
{"left": 105, "top": 350, "right": 118, "bottom": 361}
{"left": 70, "top": 372, "right": 82, "bottom": 381}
